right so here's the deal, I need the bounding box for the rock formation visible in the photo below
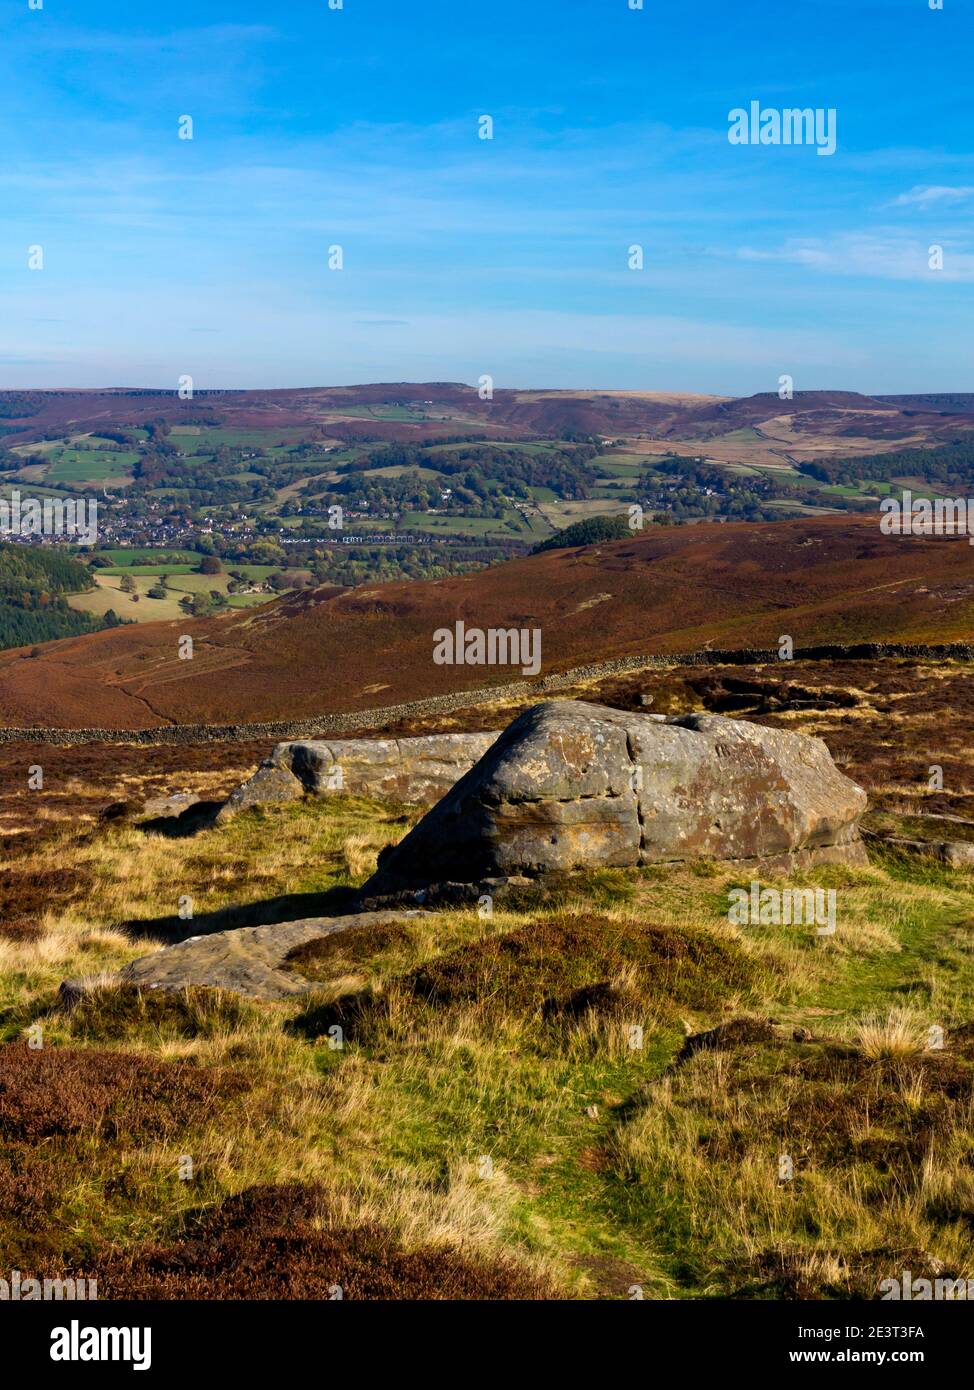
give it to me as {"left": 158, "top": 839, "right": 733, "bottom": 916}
{"left": 63, "top": 912, "right": 424, "bottom": 1002}
{"left": 216, "top": 732, "right": 498, "bottom": 822}
{"left": 363, "top": 701, "right": 868, "bottom": 894}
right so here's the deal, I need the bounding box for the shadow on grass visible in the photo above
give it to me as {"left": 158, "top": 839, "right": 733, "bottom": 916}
{"left": 137, "top": 800, "right": 226, "bottom": 838}
{"left": 121, "top": 885, "right": 361, "bottom": 944}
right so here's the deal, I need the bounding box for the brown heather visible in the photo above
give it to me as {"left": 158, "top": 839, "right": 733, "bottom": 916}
{"left": 0, "top": 1045, "right": 248, "bottom": 1143}
{"left": 81, "top": 1183, "right": 556, "bottom": 1301}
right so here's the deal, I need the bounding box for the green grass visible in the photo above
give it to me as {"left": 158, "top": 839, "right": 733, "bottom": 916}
{"left": 46, "top": 449, "right": 137, "bottom": 483}
{"left": 169, "top": 427, "right": 306, "bottom": 449}
{"left": 321, "top": 406, "right": 431, "bottom": 421}
{"left": 364, "top": 465, "right": 445, "bottom": 481}
{"left": 5, "top": 792, "right": 974, "bottom": 1300}
{"left": 400, "top": 510, "right": 533, "bottom": 537}
{"left": 95, "top": 549, "right": 200, "bottom": 566}
{"left": 822, "top": 483, "right": 870, "bottom": 498}
{"left": 422, "top": 440, "right": 570, "bottom": 457}
{"left": 67, "top": 565, "right": 286, "bottom": 622}
{"left": 100, "top": 564, "right": 197, "bottom": 577}
{"left": 226, "top": 592, "right": 275, "bottom": 608}
{"left": 720, "top": 427, "right": 766, "bottom": 442}
{"left": 591, "top": 455, "right": 646, "bottom": 476}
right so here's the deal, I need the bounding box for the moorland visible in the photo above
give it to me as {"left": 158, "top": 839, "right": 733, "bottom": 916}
{"left": 4, "top": 381, "right": 974, "bottom": 1301}
{"left": 3, "top": 654, "right": 974, "bottom": 1298}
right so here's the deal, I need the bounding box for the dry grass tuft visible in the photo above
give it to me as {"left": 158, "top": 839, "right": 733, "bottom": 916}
{"left": 854, "top": 1009, "right": 929, "bottom": 1061}
{"left": 341, "top": 833, "right": 380, "bottom": 880}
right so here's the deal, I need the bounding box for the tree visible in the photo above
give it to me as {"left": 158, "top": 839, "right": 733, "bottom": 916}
{"left": 180, "top": 592, "right": 213, "bottom": 617}
{"left": 198, "top": 555, "right": 222, "bottom": 575}
{"left": 119, "top": 573, "right": 137, "bottom": 594}
{"left": 532, "top": 513, "right": 632, "bottom": 553}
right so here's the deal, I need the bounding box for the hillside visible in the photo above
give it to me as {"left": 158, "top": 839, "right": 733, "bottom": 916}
{"left": 3, "top": 383, "right": 971, "bottom": 449}
{"left": 0, "top": 383, "right": 716, "bottom": 447}
{"left": 2, "top": 513, "right": 973, "bottom": 729}
{"left": 0, "top": 543, "right": 114, "bottom": 650}
{"left": 6, "top": 384, "right": 974, "bottom": 601}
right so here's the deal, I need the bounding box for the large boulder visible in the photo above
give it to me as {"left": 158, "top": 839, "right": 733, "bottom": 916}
{"left": 216, "top": 732, "right": 498, "bottom": 822}
{"left": 363, "top": 701, "right": 868, "bottom": 893}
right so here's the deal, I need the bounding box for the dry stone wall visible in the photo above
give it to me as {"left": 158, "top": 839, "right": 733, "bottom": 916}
{"left": 2, "top": 643, "right": 970, "bottom": 747}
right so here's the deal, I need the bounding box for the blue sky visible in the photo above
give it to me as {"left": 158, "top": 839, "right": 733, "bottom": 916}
{"left": 1, "top": 0, "right": 971, "bottom": 394}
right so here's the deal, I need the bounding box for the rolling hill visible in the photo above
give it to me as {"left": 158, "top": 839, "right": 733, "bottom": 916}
{"left": 1, "top": 513, "right": 973, "bottom": 730}
{"left": 4, "top": 383, "right": 973, "bottom": 450}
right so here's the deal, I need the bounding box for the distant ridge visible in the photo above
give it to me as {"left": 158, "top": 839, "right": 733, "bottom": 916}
{"left": 3, "top": 382, "right": 972, "bottom": 447}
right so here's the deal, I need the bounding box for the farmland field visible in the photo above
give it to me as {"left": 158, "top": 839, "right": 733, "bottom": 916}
{"left": 169, "top": 427, "right": 307, "bottom": 449}
{"left": 66, "top": 563, "right": 289, "bottom": 624}
{"left": 399, "top": 509, "right": 543, "bottom": 538}
{"left": 9, "top": 433, "right": 140, "bottom": 486}
{"left": 323, "top": 405, "right": 442, "bottom": 421}
{"left": 48, "top": 449, "right": 136, "bottom": 484}
{"left": 98, "top": 549, "right": 200, "bottom": 566}
{"left": 537, "top": 498, "right": 633, "bottom": 527}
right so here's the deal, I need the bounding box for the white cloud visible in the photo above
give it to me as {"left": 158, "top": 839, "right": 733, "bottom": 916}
{"left": 739, "top": 233, "right": 974, "bottom": 283}
{"left": 889, "top": 185, "right": 974, "bottom": 209}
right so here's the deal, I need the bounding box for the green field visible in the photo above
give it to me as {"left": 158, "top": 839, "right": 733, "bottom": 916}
{"left": 719, "top": 427, "right": 767, "bottom": 442}
{"left": 422, "top": 440, "right": 569, "bottom": 456}
{"left": 46, "top": 448, "right": 138, "bottom": 484}
{"left": 364, "top": 465, "right": 445, "bottom": 481}
{"left": 400, "top": 509, "right": 538, "bottom": 538}
{"left": 536, "top": 499, "right": 632, "bottom": 528}
{"left": 591, "top": 484, "right": 637, "bottom": 499}
{"left": 97, "top": 549, "right": 200, "bottom": 566}
{"left": 591, "top": 454, "right": 646, "bottom": 475}
{"left": 100, "top": 565, "right": 197, "bottom": 577}
{"left": 67, "top": 564, "right": 290, "bottom": 623}
{"left": 0, "top": 480, "right": 77, "bottom": 501}
{"left": 322, "top": 406, "right": 434, "bottom": 422}
{"left": 720, "top": 462, "right": 763, "bottom": 477}
{"left": 226, "top": 592, "right": 272, "bottom": 608}
{"left": 169, "top": 427, "right": 306, "bottom": 450}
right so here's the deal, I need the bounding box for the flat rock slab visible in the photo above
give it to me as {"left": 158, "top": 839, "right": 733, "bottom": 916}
{"left": 364, "top": 700, "right": 868, "bottom": 892}
{"left": 114, "top": 911, "right": 423, "bottom": 1001}
{"left": 875, "top": 835, "right": 974, "bottom": 868}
